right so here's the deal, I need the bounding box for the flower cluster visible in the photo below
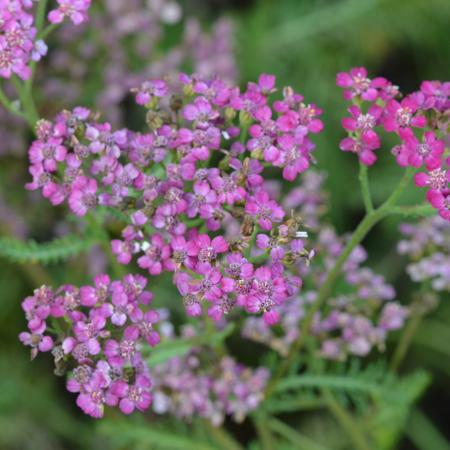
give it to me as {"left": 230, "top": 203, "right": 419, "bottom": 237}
{"left": 26, "top": 74, "right": 322, "bottom": 325}
{"left": 0, "top": 0, "right": 91, "bottom": 81}
{"left": 0, "top": 0, "right": 46, "bottom": 80}
{"left": 19, "top": 274, "right": 160, "bottom": 418}
{"left": 337, "top": 67, "right": 449, "bottom": 221}
{"left": 398, "top": 217, "right": 450, "bottom": 291}
{"left": 48, "top": 0, "right": 91, "bottom": 26}
{"left": 152, "top": 318, "right": 269, "bottom": 426}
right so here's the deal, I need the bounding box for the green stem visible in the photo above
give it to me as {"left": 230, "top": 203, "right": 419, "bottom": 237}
{"left": 390, "top": 312, "right": 423, "bottom": 372}
{"left": 11, "top": 77, "right": 39, "bottom": 128}
{"left": 38, "top": 23, "right": 59, "bottom": 40}
{"left": 323, "top": 389, "right": 372, "bottom": 450}
{"left": 0, "top": 86, "right": 27, "bottom": 121}
{"left": 390, "top": 204, "right": 435, "bottom": 218}
{"left": 359, "top": 162, "right": 373, "bottom": 213}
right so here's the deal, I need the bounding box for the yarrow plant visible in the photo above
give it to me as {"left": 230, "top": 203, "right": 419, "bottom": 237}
{"left": 1, "top": 2, "right": 449, "bottom": 447}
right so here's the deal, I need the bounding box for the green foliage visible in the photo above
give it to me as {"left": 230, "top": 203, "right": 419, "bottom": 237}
{"left": 269, "top": 362, "right": 431, "bottom": 449}
{"left": 406, "top": 409, "right": 450, "bottom": 450}
{"left": 100, "top": 419, "right": 217, "bottom": 450}
{"left": 0, "top": 234, "right": 94, "bottom": 265}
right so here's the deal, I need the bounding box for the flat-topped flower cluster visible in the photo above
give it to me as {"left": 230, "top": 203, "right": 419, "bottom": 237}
{"left": 26, "top": 74, "right": 323, "bottom": 325}
{"left": 20, "top": 274, "right": 158, "bottom": 418}
{"left": 337, "top": 67, "right": 449, "bottom": 220}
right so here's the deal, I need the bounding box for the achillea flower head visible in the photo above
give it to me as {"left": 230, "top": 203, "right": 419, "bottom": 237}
{"left": 337, "top": 67, "right": 449, "bottom": 220}
{"left": 26, "top": 74, "right": 321, "bottom": 324}
{"left": 19, "top": 274, "right": 159, "bottom": 418}
{"left": 0, "top": 0, "right": 90, "bottom": 80}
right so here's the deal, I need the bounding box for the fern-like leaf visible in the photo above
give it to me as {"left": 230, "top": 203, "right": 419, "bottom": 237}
{"left": 0, "top": 234, "right": 94, "bottom": 265}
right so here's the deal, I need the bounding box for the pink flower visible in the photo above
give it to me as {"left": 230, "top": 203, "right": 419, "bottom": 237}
{"left": 137, "top": 234, "right": 172, "bottom": 275}
{"left": 182, "top": 97, "right": 219, "bottom": 127}
{"left": 399, "top": 129, "right": 445, "bottom": 168}
{"left": 75, "top": 370, "right": 109, "bottom": 419}
{"left": 427, "top": 190, "right": 450, "bottom": 221}
{"left": 414, "top": 166, "right": 449, "bottom": 192}
{"left": 112, "top": 375, "right": 152, "bottom": 415}
{"left": 48, "top": 0, "right": 91, "bottom": 26}
{"left": 336, "top": 67, "right": 378, "bottom": 101}
{"left": 28, "top": 138, "right": 67, "bottom": 172}
{"left": 186, "top": 182, "right": 217, "bottom": 218}
{"left": 104, "top": 329, "right": 139, "bottom": 369}
{"left": 186, "top": 234, "right": 229, "bottom": 267}
{"left": 68, "top": 176, "right": 98, "bottom": 216}
{"left": 341, "top": 104, "right": 383, "bottom": 133}
{"left": 134, "top": 80, "right": 168, "bottom": 105}
{"left": 19, "top": 331, "right": 53, "bottom": 359}
{"left": 383, "top": 97, "right": 426, "bottom": 133}
{"left": 339, "top": 130, "right": 380, "bottom": 166}
{"left": 245, "top": 191, "right": 285, "bottom": 230}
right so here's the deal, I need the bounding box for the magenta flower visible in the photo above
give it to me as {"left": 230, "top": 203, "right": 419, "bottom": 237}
{"left": 383, "top": 97, "right": 426, "bottom": 133}
{"left": 75, "top": 370, "right": 109, "bottom": 419}
{"left": 68, "top": 176, "right": 98, "bottom": 216}
{"left": 111, "top": 239, "right": 139, "bottom": 265}
{"left": 80, "top": 274, "right": 110, "bottom": 307}
{"left": 19, "top": 331, "right": 53, "bottom": 360}
{"left": 414, "top": 166, "right": 449, "bottom": 192}
{"left": 339, "top": 130, "right": 380, "bottom": 166}
{"left": 245, "top": 191, "right": 285, "bottom": 230}
{"left": 186, "top": 234, "right": 229, "bottom": 267}
{"left": 277, "top": 134, "right": 310, "bottom": 181}
{"left": 336, "top": 67, "right": 378, "bottom": 101}
{"left": 182, "top": 97, "right": 219, "bottom": 127}
{"left": 186, "top": 182, "right": 218, "bottom": 218}
{"left": 48, "top": 0, "right": 92, "bottom": 26}
{"left": 134, "top": 80, "right": 168, "bottom": 105}
{"left": 28, "top": 138, "right": 67, "bottom": 172}
{"left": 127, "top": 310, "right": 160, "bottom": 346}
{"left": 341, "top": 104, "right": 383, "bottom": 133}
{"left": 427, "top": 190, "right": 450, "bottom": 220}
{"left": 104, "top": 330, "right": 138, "bottom": 369}
{"left": 137, "top": 234, "right": 172, "bottom": 275}
{"left": 399, "top": 129, "right": 445, "bottom": 168}
{"left": 111, "top": 375, "right": 152, "bottom": 415}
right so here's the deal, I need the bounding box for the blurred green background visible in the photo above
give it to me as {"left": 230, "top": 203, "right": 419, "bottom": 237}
{"left": 0, "top": 0, "right": 449, "bottom": 448}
